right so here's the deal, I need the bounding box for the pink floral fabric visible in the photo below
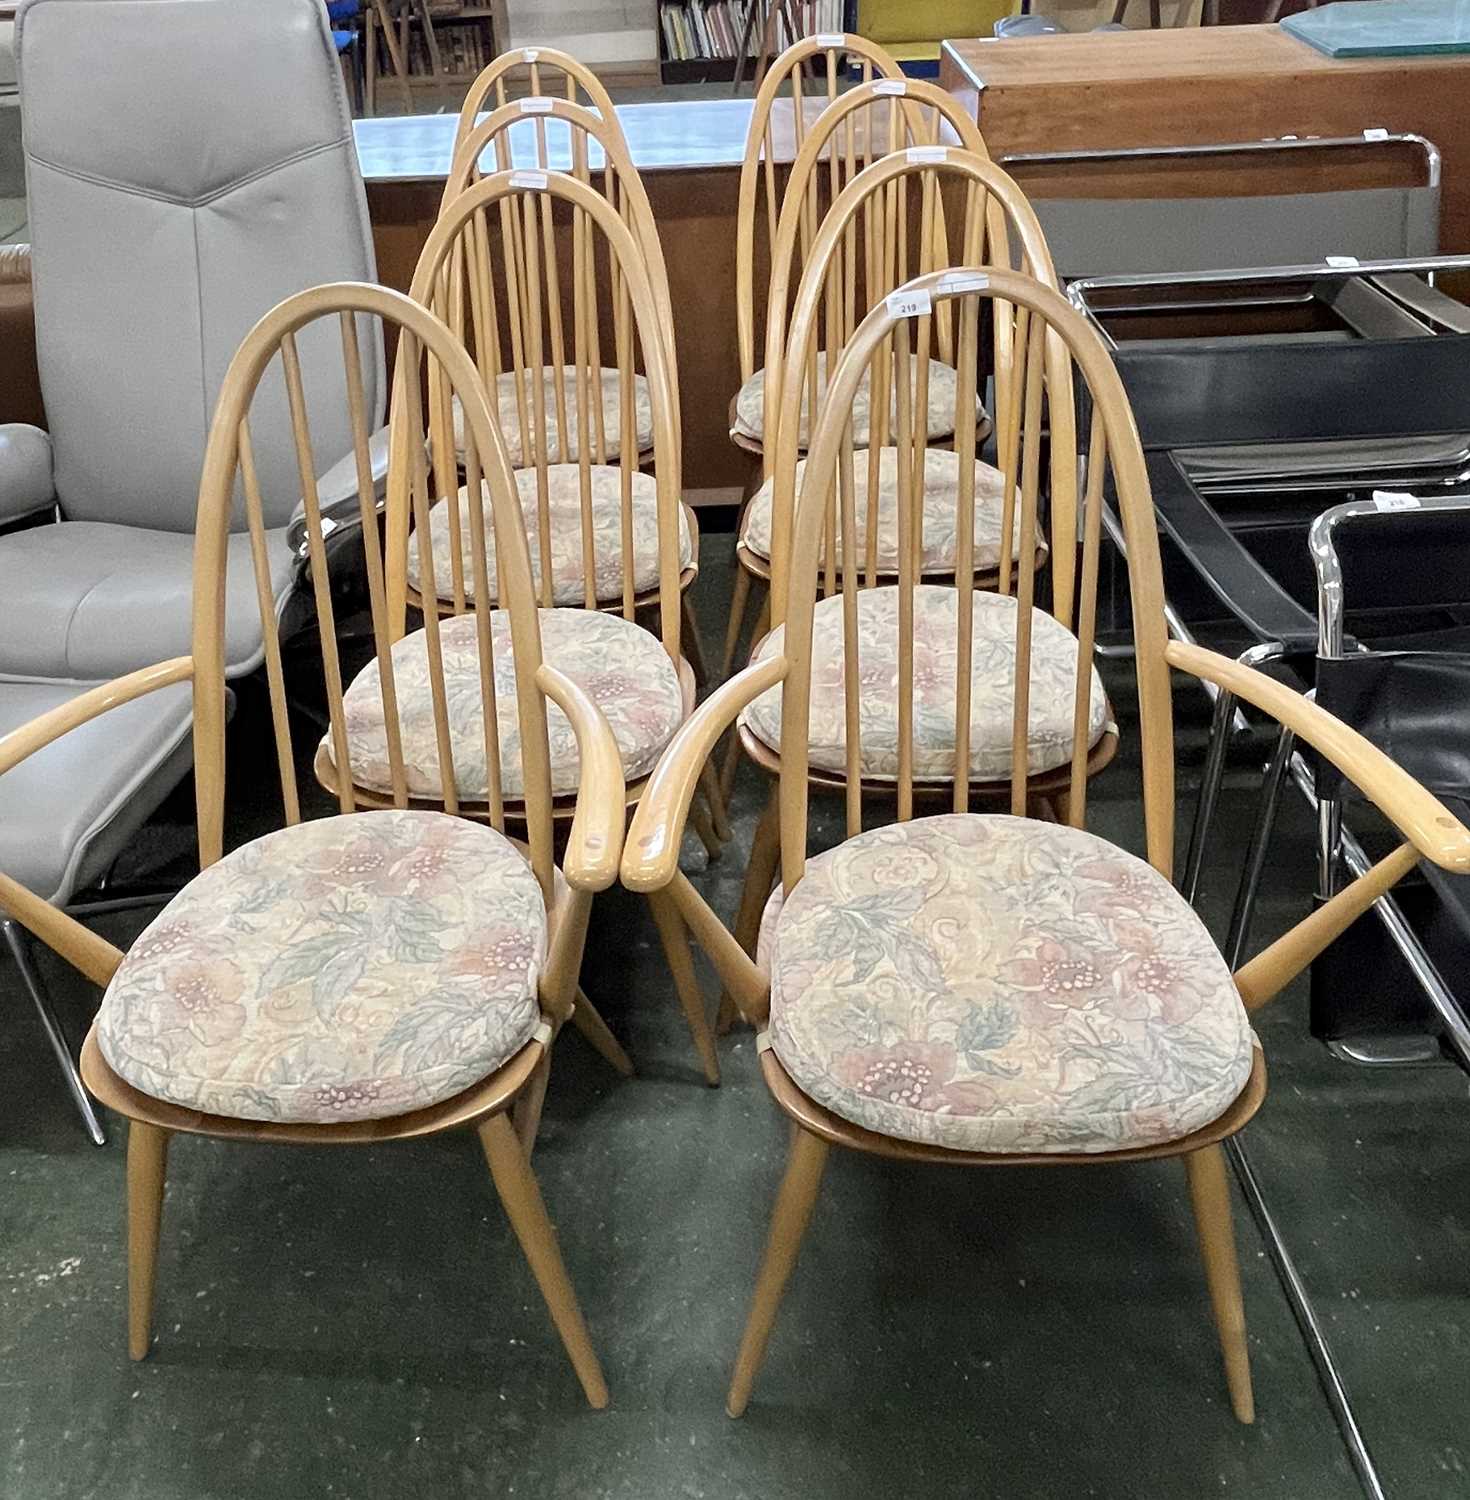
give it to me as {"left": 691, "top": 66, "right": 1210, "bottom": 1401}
{"left": 96, "top": 811, "right": 547, "bottom": 1123}
{"left": 740, "top": 585, "right": 1109, "bottom": 782}
{"left": 405, "top": 466, "right": 693, "bottom": 606}
{"left": 733, "top": 357, "right": 983, "bottom": 446}
{"left": 330, "top": 608, "right": 684, "bottom": 800}
{"left": 761, "top": 814, "right": 1254, "bottom": 1154}
{"left": 452, "top": 367, "right": 653, "bottom": 466}
{"left": 740, "top": 448, "right": 1019, "bottom": 574}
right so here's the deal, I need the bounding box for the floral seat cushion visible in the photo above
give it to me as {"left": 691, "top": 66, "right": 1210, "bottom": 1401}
{"left": 739, "top": 585, "right": 1110, "bottom": 782}
{"left": 760, "top": 814, "right": 1255, "bottom": 1154}
{"left": 733, "top": 358, "right": 984, "bottom": 447}
{"left": 96, "top": 811, "right": 547, "bottom": 1124}
{"left": 739, "top": 448, "right": 1019, "bottom": 575}
{"left": 405, "top": 467, "right": 694, "bottom": 607}
{"left": 452, "top": 367, "right": 653, "bottom": 466}
{"left": 329, "top": 608, "right": 684, "bottom": 801}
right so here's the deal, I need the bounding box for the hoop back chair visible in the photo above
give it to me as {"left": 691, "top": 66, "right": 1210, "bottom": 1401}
{"left": 437, "top": 95, "right": 681, "bottom": 467}
{"left": 759, "top": 140, "right": 1076, "bottom": 617}
{"left": 363, "top": 171, "right": 727, "bottom": 1083}
{"left": 0, "top": 284, "right": 627, "bottom": 1403}
{"left": 751, "top": 80, "right": 1007, "bottom": 468}
{"left": 620, "top": 268, "right": 1470, "bottom": 1421}
{"left": 453, "top": 46, "right": 622, "bottom": 157}
{"left": 733, "top": 34, "right": 906, "bottom": 459}
{"left": 389, "top": 168, "right": 689, "bottom": 640}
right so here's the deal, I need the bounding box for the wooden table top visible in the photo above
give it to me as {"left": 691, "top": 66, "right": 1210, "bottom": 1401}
{"left": 942, "top": 23, "right": 1470, "bottom": 89}
{"left": 355, "top": 95, "right": 825, "bottom": 184}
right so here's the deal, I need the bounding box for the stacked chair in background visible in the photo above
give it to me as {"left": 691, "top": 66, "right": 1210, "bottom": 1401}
{"left": 5, "top": 18, "right": 1470, "bottom": 1434}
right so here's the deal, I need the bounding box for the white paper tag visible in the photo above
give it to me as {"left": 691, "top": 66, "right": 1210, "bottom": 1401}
{"left": 1325, "top": 255, "right": 1360, "bottom": 268}
{"left": 937, "top": 272, "right": 989, "bottom": 296}
{"left": 1363, "top": 126, "right": 1390, "bottom": 141}
{"left": 887, "top": 287, "right": 933, "bottom": 319}
{"left": 1372, "top": 490, "right": 1421, "bottom": 511}
{"left": 510, "top": 169, "right": 548, "bottom": 190}
{"left": 522, "top": 48, "right": 539, "bottom": 61}
{"left": 873, "top": 79, "right": 907, "bottom": 96}
{"left": 906, "top": 145, "right": 948, "bottom": 165}
{"left": 520, "top": 97, "right": 553, "bottom": 114}
{"left": 816, "top": 32, "right": 844, "bottom": 46}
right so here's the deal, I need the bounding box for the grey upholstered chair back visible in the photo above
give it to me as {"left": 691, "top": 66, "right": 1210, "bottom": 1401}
{"left": 16, "top": 0, "right": 382, "bottom": 533}
{"left": 1012, "top": 137, "right": 1441, "bottom": 283}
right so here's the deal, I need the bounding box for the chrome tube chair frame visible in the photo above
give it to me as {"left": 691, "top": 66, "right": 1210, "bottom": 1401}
{"left": 1069, "top": 255, "right": 1470, "bottom": 905}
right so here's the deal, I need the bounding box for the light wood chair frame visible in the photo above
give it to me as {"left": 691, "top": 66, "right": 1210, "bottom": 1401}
{"left": 0, "top": 284, "right": 633, "bottom": 1406}
{"left": 432, "top": 97, "right": 692, "bottom": 604}
{"left": 364, "top": 171, "right": 728, "bottom": 1082}
{"left": 733, "top": 33, "right": 905, "bottom": 462}
{"left": 619, "top": 267, "right": 1470, "bottom": 1422}
{"left": 721, "top": 74, "right": 1061, "bottom": 677}
{"left": 717, "top": 147, "right": 1084, "bottom": 1002}
{"left": 452, "top": 45, "right": 624, "bottom": 159}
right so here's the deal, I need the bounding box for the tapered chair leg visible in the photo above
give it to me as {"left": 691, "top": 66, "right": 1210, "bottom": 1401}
{"left": 719, "top": 785, "right": 781, "bottom": 1034}
{"left": 478, "top": 1112, "right": 609, "bottom": 1408}
{"left": 718, "top": 590, "right": 771, "bottom": 808}
{"left": 572, "top": 987, "right": 635, "bottom": 1077}
{"left": 681, "top": 594, "right": 711, "bottom": 689}
{"left": 3, "top": 920, "right": 106, "bottom": 1146}
{"left": 646, "top": 889, "right": 721, "bottom": 1086}
{"left": 700, "top": 758, "right": 732, "bottom": 845}
{"left": 727, "top": 1125, "right": 830, "bottom": 1418}
{"left": 1184, "top": 1143, "right": 1255, "bottom": 1424}
{"left": 512, "top": 1050, "right": 553, "bottom": 1156}
{"left": 721, "top": 565, "right": 754, "bottom": 679}
{"left": 127, "top": 1121, "right": 170, "bottom": 1361}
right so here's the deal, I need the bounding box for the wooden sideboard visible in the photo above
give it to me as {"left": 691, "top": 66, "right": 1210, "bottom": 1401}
{"left": 939, "top": 27, "right": 1470, "bottom": 255}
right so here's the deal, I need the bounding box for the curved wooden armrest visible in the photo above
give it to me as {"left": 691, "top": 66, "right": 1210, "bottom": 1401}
{"left": 536, "top": 663, "right": 624, "bottom": 892}
{"left": 0, "top": 657, "right": 194, "bottom": 779}
{"left": 1167, "top": 641, "right": 1470, "bottom": 874}
{"left": 0, "top": 658, "right": 192, "bottom": 990}
{"left": 622, "top": 656, "right": 787, "bottom": 894}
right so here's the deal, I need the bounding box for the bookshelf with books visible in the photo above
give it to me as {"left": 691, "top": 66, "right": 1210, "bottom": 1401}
{"left": 402, "top": 2, "right": 501, "bottom": 87}
{"left": 657, "top": 1, "right": 849, "bottom": 83}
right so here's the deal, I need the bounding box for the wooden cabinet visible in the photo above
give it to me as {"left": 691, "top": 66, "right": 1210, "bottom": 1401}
{"left": 939, "top": 27, "right": 1470, "bottom": 254}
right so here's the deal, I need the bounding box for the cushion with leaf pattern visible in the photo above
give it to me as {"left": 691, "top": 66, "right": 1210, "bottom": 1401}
{"left": 758, "top": 814, "right": 1254, "bottom": 1154}
{"left": 96, "top": 811, "right": 546, "bottom": 1123}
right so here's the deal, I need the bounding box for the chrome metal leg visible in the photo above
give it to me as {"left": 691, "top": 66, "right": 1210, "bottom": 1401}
{"left": 1182, "top": 685, "right": 1235, "bottom": 906}
{"left": 2, "top": 919, "right": 106, "bottom": 1146}
{"left": 1223, "top": 726, "right": 1295, "bottom": 970}
{"left": 1226, "top": 1139, "right": 1386, "bottom": 1500}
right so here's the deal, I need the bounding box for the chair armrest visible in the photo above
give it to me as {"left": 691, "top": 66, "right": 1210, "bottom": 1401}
{"left": 622, "top": 656, "right": 787, "bottom": 894}
{"left": 0, "top": 423, "right": 55, "bottom": 524}
{"left": 285, "top": 424, "right": 391, "bottom": 557}
{"left": 536, "top": 663, "right": 624, "bottom": 892}
{"left": 1167, "top": 640, "right": 1470, "bottom": 872}
{"left": 0, "top": 657, "right": 195, "bottom": 988}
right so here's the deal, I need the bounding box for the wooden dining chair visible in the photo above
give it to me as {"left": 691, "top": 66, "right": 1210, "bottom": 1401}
{"left": 731, "top": 32, "right": 905, "bottom": 469}
{"left": 725, "top": 84, "right": 1071, "bottom": 681}
{"left": 619, "top": 266, "right": 1470, "bottom": 1420}
{"left": 432, "top": 99, "right": 715, "bottom": 684}
{"left": 0, "top": 283, "right": 623, "bottom": 1405}
{"left": 717, "top": 147, "right": 1081, "bottom": 998}
{"left": 325, "top": 170, "right": 726, "bottom": 1085}
{"left": 452, "top": 45, "right": 624, "bottom": 156}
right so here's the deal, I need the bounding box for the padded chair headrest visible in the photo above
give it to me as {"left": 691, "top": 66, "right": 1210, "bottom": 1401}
{"left": 16, "top": 0, "right": 350, "bottom": 204}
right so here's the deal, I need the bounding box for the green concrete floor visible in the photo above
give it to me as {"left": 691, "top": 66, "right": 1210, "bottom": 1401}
{"left": 3, "top": 536, "right": 1468, "bottom": 1499}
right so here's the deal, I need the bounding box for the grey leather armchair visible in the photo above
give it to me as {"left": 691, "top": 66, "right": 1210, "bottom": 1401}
{"left": 0, "top": 0, "right": 386, "bottom": 680}
{"left": 0, "top": 0, "right": 387, "bottom": 1143}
